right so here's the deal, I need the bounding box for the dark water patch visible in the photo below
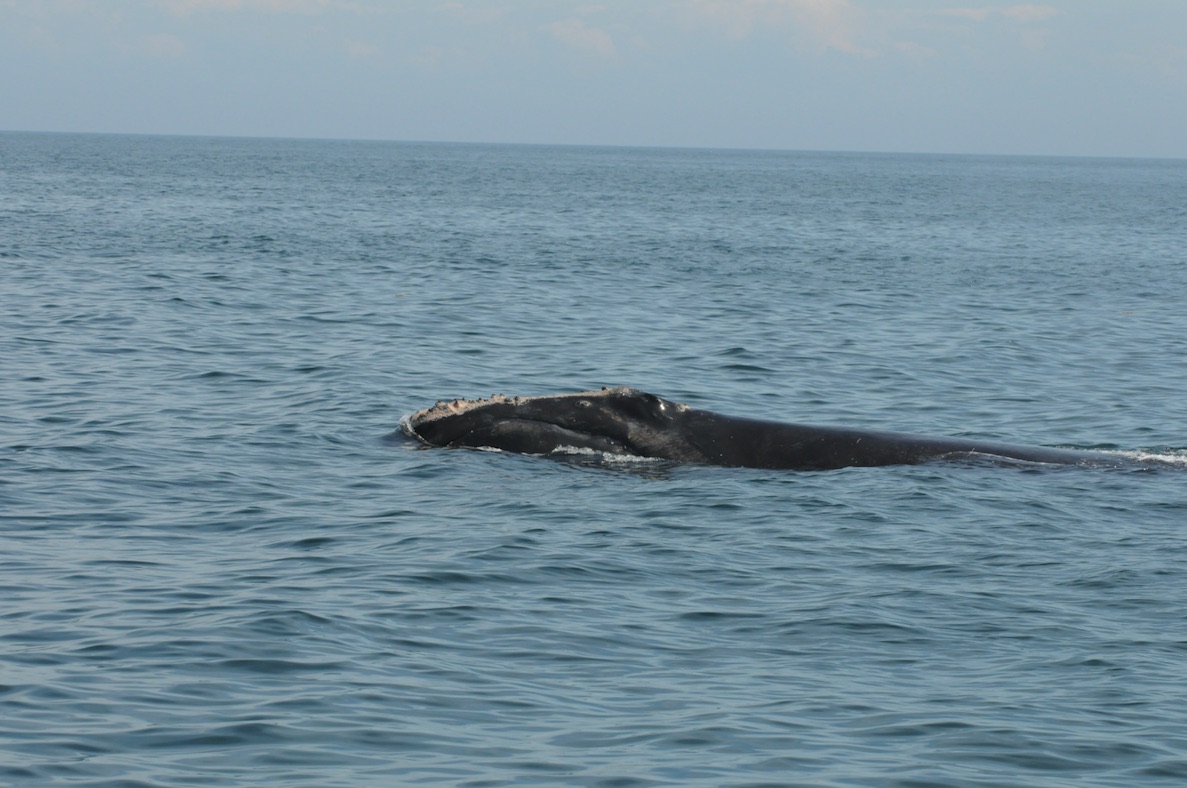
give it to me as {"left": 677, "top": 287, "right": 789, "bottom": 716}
{"left": 406, "top": 570, "right": 540, "bottom": 586}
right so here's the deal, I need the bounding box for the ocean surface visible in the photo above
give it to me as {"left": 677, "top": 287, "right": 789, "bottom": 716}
{"left": 3, "top": 131, "right": 1187, "bottom": 787}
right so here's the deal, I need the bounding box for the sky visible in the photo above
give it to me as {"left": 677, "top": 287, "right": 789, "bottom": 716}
{"left": 2, "top": 0, "right": 1186, "bottom": 158}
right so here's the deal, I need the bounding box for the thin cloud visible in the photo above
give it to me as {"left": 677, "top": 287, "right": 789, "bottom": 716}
{"left": 936, "top": 8, "right": 992, "bottom": 22}
{"left": 545, "top": 18, "right": 617, "bottom": 59}
{"left": 684, "top": 0, "right": 875, "bottom": 57}
{"left": 441, "top": 2, "right": 510, "bottom": 26}
{"left": 893, "top": 40, "right": 936, "bottom": 60}
{"left": 1002, "top": 5, "right": 1058, "bottom": 23}
{"left": 141, "top": 32, "right": 187, "bottom": 57}
{"left": 1118, "top": 44, "right": 1187, "bottom": 85}
{"left": 159, "top": 0, "right": 336, "bottom": 15}
{"left": 937, "top": 5, "right": 1058, "bottom": 24}
{"left": 344, "top": 39, "right": 378, "bottom": 59}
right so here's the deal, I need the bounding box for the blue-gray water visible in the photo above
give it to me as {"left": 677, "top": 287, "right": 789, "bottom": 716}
{"left": 3, "top": 132, "right": 1187, "bottom": 786}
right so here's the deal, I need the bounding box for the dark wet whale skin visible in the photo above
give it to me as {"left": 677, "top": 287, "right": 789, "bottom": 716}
{"left": 405, "top": 387, "right": 1123, "bottom": 471}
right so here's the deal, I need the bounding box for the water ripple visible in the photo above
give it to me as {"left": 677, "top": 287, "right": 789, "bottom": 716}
{"left": 3, "top": 134, "right": 1187, "bottom": 786}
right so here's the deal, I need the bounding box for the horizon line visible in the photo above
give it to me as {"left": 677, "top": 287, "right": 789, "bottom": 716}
{"left": 3, "top": 127, "right": 1184, "bottom": 164}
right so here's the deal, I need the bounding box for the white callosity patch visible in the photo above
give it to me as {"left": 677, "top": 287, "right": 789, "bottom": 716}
{"left": 410, "top": 387, "right": 641, "bottom": 424}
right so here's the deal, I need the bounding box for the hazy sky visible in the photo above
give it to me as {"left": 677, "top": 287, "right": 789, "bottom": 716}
{"left": 3, "top": 0, "right": 1185, "bottom": 157}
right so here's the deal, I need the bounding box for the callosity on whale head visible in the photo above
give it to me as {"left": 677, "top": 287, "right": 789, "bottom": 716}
{"left": 404, "top": 386, "right": 703, "bottom": 461}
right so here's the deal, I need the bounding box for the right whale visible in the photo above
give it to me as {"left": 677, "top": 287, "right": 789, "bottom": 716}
{"left": 403, "top": 387, "right": 1135, "bottom": 471}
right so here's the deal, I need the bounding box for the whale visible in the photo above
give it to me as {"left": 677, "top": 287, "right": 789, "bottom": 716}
{"left": 403, "top": 387, "right": 1127, "bottom": 471}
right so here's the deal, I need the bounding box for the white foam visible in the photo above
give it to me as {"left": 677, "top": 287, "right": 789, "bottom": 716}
{"left": 549, "top": 444, "right": 662, "bottom": 464}
{"left": 397, "top": 413, "right": 421, "bottom": 441}
{"left": 1110, "top": 449, "right": 1187, "bottom": 466}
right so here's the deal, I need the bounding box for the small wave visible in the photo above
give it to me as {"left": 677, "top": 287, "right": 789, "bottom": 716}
{"left": 397, "top": 413, "right": 418, "bottom": 439}
{"left": 1110, "top": 449, "right": 1187, "bottom": 467}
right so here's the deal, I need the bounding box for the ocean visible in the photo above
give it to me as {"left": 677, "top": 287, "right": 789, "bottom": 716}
{"left": 2, "top": 131, "right": 1186, "bottom": 786}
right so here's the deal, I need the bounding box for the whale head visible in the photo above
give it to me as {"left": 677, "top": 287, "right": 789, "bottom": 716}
{"left": 404, "top": 386, "right": 698, "bottom": 460}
